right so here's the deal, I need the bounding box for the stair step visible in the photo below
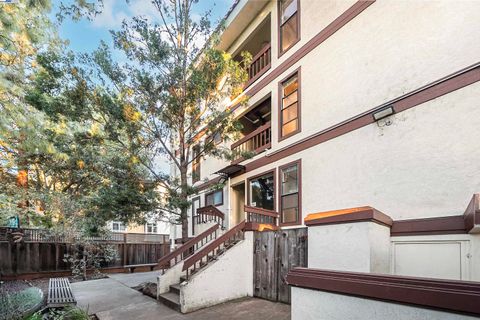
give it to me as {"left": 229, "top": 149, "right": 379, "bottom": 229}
{"left": 158, "top": 292, "right": 181, "bottom": 312}
{"left": 169, "top": 283, "right": 181, "bottom": 295}
{"left": 180, "top": 276, "right": 187, "bottom": 283}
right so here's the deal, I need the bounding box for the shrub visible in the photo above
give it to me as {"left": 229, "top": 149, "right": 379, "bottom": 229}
{"left": 64, "top": 237, "right": 118, "bottom": 280}
{"left": 0, "top": 287, "right": 43, "bottom": 320}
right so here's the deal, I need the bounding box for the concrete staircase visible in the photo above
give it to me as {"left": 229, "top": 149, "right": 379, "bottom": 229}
{"left": 157, "top": 280, "right": 183, "bottom": 312}
{"left": 157, "top": 222, "right": 246, "bottom": 313}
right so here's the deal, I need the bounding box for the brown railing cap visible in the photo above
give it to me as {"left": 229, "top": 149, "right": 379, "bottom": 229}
{"left": 182, "top": 220, "right": 246, "bottom": 272}
{"left": 286, "top": 267, "right": 480, "bottom": 316}
{"left": 304, "top": 206, "right": 392, "bottom": 227}
{"left": 464, "top": 193, "right": 480, "bottom": 233}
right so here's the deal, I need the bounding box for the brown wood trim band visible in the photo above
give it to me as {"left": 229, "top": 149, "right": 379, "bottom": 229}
{"left": 244, "top": 63, "right": 480, "bottom": 173}
{"left": 286, "top": 268, "right": 480, "bottom": 316}
{"left": 464, "top": 193, "right": 480, "bottom": 233}
{"left": 195, "top": 176, "right": 222, "bottom": 192}
{"left": 304, "top": 206, "right": 393, "bottom": 227}
{"left": 239, "top": 0, "right": 376, "bottom": 101}
{"left": 391, "top": 215, "right": 467, "bottom": 236}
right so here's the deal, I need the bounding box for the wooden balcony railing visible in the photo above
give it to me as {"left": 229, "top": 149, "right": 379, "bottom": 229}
{"left": 194, "top": 205, "right": 225, "bottom": 229}
{"left": 246, "top": 44, "right": 271, "bottom": 88}
{"left": 231, "top": 122, "right": 271, "bottom": 162}
{"left": 156, "top": 224, "right": 219, "bottom": 273}
{"left": 183, "top": 220, "right": 246, "bottom": 279}
{"left": 244, "top": 205, "right": 279, "bottom": 230}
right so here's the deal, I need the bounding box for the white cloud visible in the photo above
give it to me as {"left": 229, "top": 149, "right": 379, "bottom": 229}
{"left": 128, "top": 0, "right": 159, "bottom": 23}
{"left": 91, "top": 0, "right": 129, "bottom": 29}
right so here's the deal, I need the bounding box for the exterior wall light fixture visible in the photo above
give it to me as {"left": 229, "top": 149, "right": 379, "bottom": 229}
{"left": 372, "top": 105, "right": 395, "bottom": 121}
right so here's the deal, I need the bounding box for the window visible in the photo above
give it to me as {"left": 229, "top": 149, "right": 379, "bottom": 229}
{"left": 279, "top": 70, "right": 300, "bottom": 139}
{"left": 280, "top": 160, "right": 301, "bottom": 225}
{"left": 205, "top": 189, "right": 223, "bottom": 206}
{"left": 192, "top": 145, "right": 201, "bottom": 183}
{"left": 112, "top": 221, "right": 126, "bottom": 232}
{"left": 278, "top": 0, "right": 300, "bottom": 54}
{"left": 211, "top": 132, "right": 223, "bottom": 145}
{"left": 249, "top": 171, "right": 275, "bottom": 211}
{"left": 146, "top": 223, "right": 157, "bottom": 233}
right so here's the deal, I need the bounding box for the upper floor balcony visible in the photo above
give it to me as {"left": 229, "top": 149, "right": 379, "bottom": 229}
{"left": 231, "top": 96, "right": 271, "bottom": 163}
{"left": 233, "top": 15, "right": 271, "bottom": 89}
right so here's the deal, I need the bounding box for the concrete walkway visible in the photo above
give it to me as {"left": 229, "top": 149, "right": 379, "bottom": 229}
{"left": 71, "top": 274, "right": 290, "bottom": 320}
{"left": 109, "top": 271, "right": 159, "bottom": 287}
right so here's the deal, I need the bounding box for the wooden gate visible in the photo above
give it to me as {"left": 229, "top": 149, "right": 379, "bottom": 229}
{"left": 253, "top": 228, "right": 307, "bottom": 303}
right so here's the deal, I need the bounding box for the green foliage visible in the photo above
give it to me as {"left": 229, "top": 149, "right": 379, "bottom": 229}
{"left": 0, "top": 2, "right": 158, "bottom": 230}
{"left": 88, "top": 0, "right": 250, "bottom": 239}
{"left": 0, "top": 287, "right": 43, "bottom": 320}
{"left": 28, "top": 306, "right": 91, "bottom": 320}
{"left": 64, "top": 236, "right": 118, "bottom": 280}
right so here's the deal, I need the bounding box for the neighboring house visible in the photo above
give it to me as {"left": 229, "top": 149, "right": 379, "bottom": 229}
{"left": 161, "top": 0, "right": 480, "bottom": 317}
{"left": 108, "top": 220, "right": 170, "bottom": 235}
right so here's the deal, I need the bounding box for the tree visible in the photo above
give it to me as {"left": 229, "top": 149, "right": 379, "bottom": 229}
{"left": 0, "top": 0, "right": 57, "bottom": 226}
{"left": 90, "top": 0, "right": 249, "bottom": 241}
{"left": 0, "top": 1, "right": 158, "bottom": 231}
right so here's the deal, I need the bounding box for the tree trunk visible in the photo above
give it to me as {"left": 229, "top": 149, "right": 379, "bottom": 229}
{"left": 180, "top": 167, "right": 189, "bottom": 243}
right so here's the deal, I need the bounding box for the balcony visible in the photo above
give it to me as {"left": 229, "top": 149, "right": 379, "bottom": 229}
{"left": 245, "top": 43, "right": 271, "bottom": 88}
{"left": 233, "top": 15, "right": 271, "bottom": 89}
{"left": 231, "top": 122, "right": 271, "bottom": 162}
{"left": 231, "top": 97, "right": 271, "bottom": 162}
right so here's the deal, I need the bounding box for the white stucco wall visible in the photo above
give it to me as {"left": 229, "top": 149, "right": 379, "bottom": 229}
{"left": 229, "top": 80, "right": 480, "bottom": 225}
{"left": 193, "top": 221, "right": 218, "bottom": 237}
{"left": 308, "top": 222, "right": 390, "bottom": 273}
{"left": 191, "top": 0, "right": 480, "bottom": 228}
{"left": 179, "top": 231, "right": 254, "bottom": 313}
{"left": 157, "top": 262, "right": 185, "bottom": 295}
{"left": 391, "top": 233, "right": 480, "bottom": 281}
{"left": 291, "top": 287, "right": 478, "bottom": 320}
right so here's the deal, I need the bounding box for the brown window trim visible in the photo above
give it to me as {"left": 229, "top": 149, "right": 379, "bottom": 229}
{"left": 279, "top": 159, "right": 302, "bottom": 227}
{"left": 204, "top": 189, "right": 224, "bottom": 207}
{"left": 278, "top": 0, "right": 301, "bottom": 58}
{"left": 247, "top": 169, "right": 277, "bottom": 212}
{"left": 278, "top": 66, "right": 302, "bottom": 142}
{"left": 191, "top": 196, "right": 201, "bottom": 234}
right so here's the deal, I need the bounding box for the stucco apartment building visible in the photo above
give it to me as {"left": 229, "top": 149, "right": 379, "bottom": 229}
{"left": 162, "top": 0, "right": 480, "bottom": 318}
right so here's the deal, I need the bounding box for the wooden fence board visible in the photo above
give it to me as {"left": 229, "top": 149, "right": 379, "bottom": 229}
{"left": 253, "top": 228, "right": 307, "bottom": 304}
{"left": 0, "top": 240, "right": 169, "bottom": 278}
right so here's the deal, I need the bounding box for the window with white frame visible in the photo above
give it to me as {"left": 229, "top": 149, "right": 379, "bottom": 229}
{"left": 112, "top": 221, "right": 126, "bottom": 232}
{"left": 146, "top": 223, "right": 158, "bottom": 233}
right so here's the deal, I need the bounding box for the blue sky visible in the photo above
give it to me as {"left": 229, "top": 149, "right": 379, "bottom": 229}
{"left": 52, "top": 0, "right": 234, "bottom": 55}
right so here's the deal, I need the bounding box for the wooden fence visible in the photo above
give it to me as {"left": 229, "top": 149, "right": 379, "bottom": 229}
{"left": 0, "top": 228, "right": 170, "bottom": 278}
{"left": 253, "top": 228, "right": 308, "bottom": 304}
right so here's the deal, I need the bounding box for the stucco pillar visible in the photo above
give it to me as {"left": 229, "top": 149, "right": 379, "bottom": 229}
{"left": 304, "top": 206, "right": 392, "bottom": 273}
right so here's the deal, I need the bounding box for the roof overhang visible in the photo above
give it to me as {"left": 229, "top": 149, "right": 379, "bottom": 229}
{"left": 217, "top": 0, "right": 270, "bottom": 52}
{"left": 215, "top": 164, "right": 245, "bottom": 178}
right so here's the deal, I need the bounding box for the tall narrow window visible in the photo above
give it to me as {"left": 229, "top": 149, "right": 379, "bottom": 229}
{"left": 280, "top": 160, "right": 301, "bottom": 225}
{"left": 279, "top": 0, "right": 300, "bottom": 54}
{"left": 192, "top": 145, "right": 201, "bottom": 183}
{"left": 280, "top": 71, "right": 300, "bottom": 139}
